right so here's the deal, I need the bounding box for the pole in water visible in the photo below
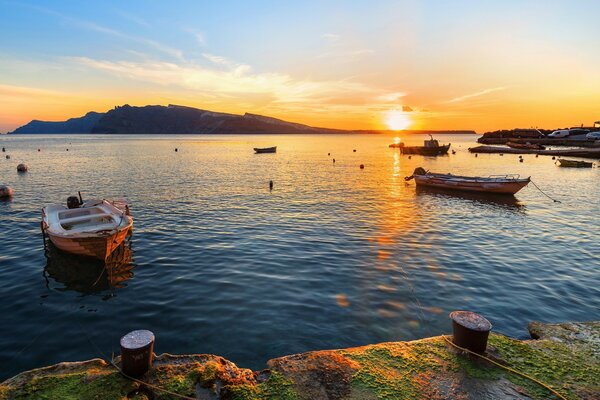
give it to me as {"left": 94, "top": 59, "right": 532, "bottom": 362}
{"left": 269, "top": 180, "right": 273, "bottom": 191}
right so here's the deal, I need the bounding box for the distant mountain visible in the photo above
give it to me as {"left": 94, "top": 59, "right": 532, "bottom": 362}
{"left": 9, "top": 104, "right": 476, "bottom": 135}
{"left": 10, "top": 112, "right": 104, "bottom": 134}
{"left": 91, "top": 104, "right": 347, "bottom": 134}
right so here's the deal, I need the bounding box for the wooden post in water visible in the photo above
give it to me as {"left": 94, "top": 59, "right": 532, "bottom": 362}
{"left": 120, "top": 330, "right": 155, "bottom": 377}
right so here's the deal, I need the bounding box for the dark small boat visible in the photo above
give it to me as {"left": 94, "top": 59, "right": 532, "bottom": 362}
{"left": 405, "top": 167, "right": 530, "bottom": 195}
{"left": 506, "top": 142, "right": 545, "bottom": 150}
{"left": 399, "top": 135, "right": 450, "bottom": 156}
{"left": 389, "top": 142, "right": 405, "bottom": 148}
{"left": 557, "top": 159, "right": 593, "bottom": 168}
{"left": 254, "top": 146, "right": 277, "bottom": 154}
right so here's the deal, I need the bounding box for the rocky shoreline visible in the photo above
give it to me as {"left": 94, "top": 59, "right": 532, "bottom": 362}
{"left": 1, "top": 321, "right": 598, "bottom": 400}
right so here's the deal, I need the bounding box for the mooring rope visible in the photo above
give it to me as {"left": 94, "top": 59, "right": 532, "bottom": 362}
{"left": 530, "top": 180, "right": 562, "bottom": 203}
{"left": 442, "top": 335, "right": 568, "bottom": 400}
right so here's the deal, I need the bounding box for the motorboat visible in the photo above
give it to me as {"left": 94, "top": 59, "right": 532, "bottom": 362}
{"left": 42, "top": 196, "right": 133, "bottom": 260}
{"left": 405, "top": 167, "right": 530, "bottom": 195}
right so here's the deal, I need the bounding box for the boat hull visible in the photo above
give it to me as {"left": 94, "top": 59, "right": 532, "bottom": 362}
{"left": 45, "top": 225, "right": 131, "bottom": 260}
{"left": 557, "top": 159, "right": 593, "bottom": 168}
{"left": 414, "top": 175, "right": 530, "bottom": 195}
{"left": 400, "top": 144, "right": 450, "bottom": 156}
{"left": 254, "top": 146, "right": 277, "bottom": 153}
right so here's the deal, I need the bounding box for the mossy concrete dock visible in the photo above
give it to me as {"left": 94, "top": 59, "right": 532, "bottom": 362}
{"left": 1, "top": 321, "right": 598, "bottom": 400}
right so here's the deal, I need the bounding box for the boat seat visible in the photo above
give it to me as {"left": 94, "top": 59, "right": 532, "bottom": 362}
{"left": 59, "top": 212, "right": 113, "bottom": 225}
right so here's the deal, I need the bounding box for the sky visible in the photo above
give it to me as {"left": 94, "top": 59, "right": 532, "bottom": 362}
{"left": 1, "top": 0, "right": 599, "bottom": 133}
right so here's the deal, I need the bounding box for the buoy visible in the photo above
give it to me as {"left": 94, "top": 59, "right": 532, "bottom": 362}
{"left": 6, "top": 155, "right": 10, "bottom": 159}
{"left": 353, "top": 149, "right": 356, "bottom": 152}
{"left": 328, "top": 153, "right": 330, "bottom": 156}
{"left": 499, "top": 154, "right": 504, "bottom": 156}
{"left": 17, "top": 163, "right": 28, "bottom": 172}
{"left": 1, "top": 147, "right": 5, "bottom": 152}
{"left": 552, "top": 156, "right": 556, "bottom": 160}
{"left": 38, "top": 149, "right": 41, "bottom": 152}
{"left": 360, "top": 164, "right": 364, "bottom": 169}
{"left": 333, "top": 158, "right": 336, "bottom": 163}
{"left": 452, "top": 150, "right": 456, "bottom": 154}
{"left": 120, "top": 330, "right": 155, "bottom": 378}
{"left": 175, "top": 148, "right": 178, "bottom": 152}
{"left": 450, "top": 311, "right": 492, "bottom": 354}
{"left": 269, "top": 180, "right": 273, "bottom": 190}
{"left": 0, "top": 185, "right": 13, "bottom": 198}
{"left": 408, "top": 155, "right": 412, "bottom": 159}
{"left": 519, "top": 158, "right": 524, "bottom": 162}
{"left": 535, "top": 154, "right": 539, "bottom": 158}
{"left": 475, "top": 154, "right": 478, "bottom": 157}
{"left": 66, "top": 148, "right": 69, "bottom": 151}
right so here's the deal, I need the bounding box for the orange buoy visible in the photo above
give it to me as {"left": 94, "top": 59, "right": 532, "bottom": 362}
{"left": 17, "top": 163, "right": 28, "bottom": 172}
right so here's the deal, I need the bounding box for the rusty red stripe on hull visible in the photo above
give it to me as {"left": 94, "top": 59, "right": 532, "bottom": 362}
{"left": 48, "top": 227, "right": 131, "bottom": 260}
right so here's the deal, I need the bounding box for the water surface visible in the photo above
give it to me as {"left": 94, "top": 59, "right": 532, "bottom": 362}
{"left": 0, "top": 133, "right": 598, "bottom": 380}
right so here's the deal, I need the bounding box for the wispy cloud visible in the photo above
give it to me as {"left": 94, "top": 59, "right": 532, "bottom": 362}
{"left": 185, "top": 28, "right": 206, "bottom": 46}
{"left": 115, "top": 10, "right": 150, "bottom": 28}
{"left": 376, "top": 92, "right": 406, "bottom": 102}
{"left": 322, "top": 33, "right": 340, "bottom": 42}
{"left": 446, "top": 87, "right": 506, "bottom": 103}
{"left": 0, "top": 83, "right": 67, "bottom": 98}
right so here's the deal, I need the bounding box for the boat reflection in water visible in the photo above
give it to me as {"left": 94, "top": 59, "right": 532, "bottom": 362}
{"left": 43, "top": 233, "right": 135, "bottom": 294}
{"left": 415, "top": 185, "right": 525, "bottom": 211}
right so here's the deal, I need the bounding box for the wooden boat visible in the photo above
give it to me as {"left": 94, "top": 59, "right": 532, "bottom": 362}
{"left": 254, "top": 146, "right": 277, "bottom": 153}
{"left": 405, "top": 167, "right": 530, "bottom": 195}
{"left": 42, "top": 198, "right": 133, "bottom": 260}
{"left": 399, "top": 136, "right": 450, "bottom": 156}
{"left": 506, "top": 142, "right": 545, "bottom": 150}
{"left": 557, "top": 159, "right": 593, "bottom": 168}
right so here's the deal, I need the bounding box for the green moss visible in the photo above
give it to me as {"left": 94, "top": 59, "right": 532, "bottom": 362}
{"left": 13, "top": 371, "right": 135, "bottom": 400}
{"left": 151, "top": 366, "right": 201, "bottom": 400}
{"left": 228, "top": 372, "right": 299, "bottom": 400}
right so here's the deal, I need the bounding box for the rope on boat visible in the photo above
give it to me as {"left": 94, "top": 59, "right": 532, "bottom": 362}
{"left": 530, "top": 180, "right": 562, "bottom": 203}
{"left": 78, "top": 323, "right": 197, "bottom": 400}
{"left": 442, "top": 335, "right": 568, "bottom": 400}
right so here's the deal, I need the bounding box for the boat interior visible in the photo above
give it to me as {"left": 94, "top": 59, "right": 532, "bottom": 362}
{"left": 58, "top": 206, "right": 118, "bottom": 231}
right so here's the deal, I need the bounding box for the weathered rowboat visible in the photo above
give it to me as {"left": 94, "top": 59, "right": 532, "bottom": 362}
{"left": 399, "top": 136, "right": 450, "bottom": 156}
{"left": 254, "top": 146, "right": 277, "bottom": 153}
{"left": 506, "top": 142, "right": 546, "bottom": 150}
{"left": 42, "top": 198, "right": 133, "bottom": 260}
{"left": 405, "top": 167, "right": 530, "bottom": 195}
{"left": 557, "top": 159, "right": 593, "bottom": 168}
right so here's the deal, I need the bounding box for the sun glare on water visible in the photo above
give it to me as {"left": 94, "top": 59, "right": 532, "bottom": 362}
{"left": 385, "top": 110, "right": 411, "bottom": 131}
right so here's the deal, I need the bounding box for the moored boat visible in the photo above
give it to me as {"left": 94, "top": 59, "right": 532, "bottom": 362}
{"left": 405, "top": 167, "right": 530, "bottom": 195}
{"left": 254, "top": 146, "right": 277, "bottom": 153}
{"left": 42, "top": 196, "right": 133, "bottom": 260}
{"left": 557, "top": 159, "right": 593, "bottom": 168}
{"left": 398, "top": 135, "right": 450, "bottom": 156}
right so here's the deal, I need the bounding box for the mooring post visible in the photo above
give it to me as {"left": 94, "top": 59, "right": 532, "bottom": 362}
{"left": 120, "top": 330, "right": 155, "bottom": 377}
{"left": 449, "top": 311, "right": 492, "bottom": 353}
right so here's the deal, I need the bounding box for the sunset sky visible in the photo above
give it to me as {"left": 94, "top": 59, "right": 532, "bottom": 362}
{"left": 1, "top": 0, "right": 599, "bottom": 133}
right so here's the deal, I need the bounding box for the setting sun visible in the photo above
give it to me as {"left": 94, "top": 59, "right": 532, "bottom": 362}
{"left": 385, "top": 110, "right": 411, "bottom": 131}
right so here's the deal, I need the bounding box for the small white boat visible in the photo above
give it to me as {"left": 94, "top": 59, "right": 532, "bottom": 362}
{"left": 42, "top": 197, "right": 133, "bottom": 260}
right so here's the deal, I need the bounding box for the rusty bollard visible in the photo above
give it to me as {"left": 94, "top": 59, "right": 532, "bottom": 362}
{"left": 120, "top": 330, "right": 155, "bottom": 377}
{"left": 449, "top": 311, "right": 492, "bottom": 353}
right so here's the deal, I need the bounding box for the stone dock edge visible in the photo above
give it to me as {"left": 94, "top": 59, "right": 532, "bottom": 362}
{"left": 1, "top": 321, "right": 598, "bottom": 400}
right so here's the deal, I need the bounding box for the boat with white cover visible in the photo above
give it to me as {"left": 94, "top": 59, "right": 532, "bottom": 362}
{"left": 42, "top": 198, "right": 133, "bottom": 260}
{"left": 405, "top": 167, "right": 530, "bottom": 195}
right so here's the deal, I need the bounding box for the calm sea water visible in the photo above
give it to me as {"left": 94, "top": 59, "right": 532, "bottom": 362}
{"left": 0, "top": 134, "right": 599, "bottom": 380}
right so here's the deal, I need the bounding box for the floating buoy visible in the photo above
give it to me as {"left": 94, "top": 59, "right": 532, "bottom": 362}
{"left": 17, "top": 163, "right": 28, "bottom": 172}
{"left": 66, "top": 148, "right": 69, "bottom": 151}
{"left": 452, "top": 150, "right": 456, "bottom": 154}
{"left": 535, "top": 154, "right": 539, "bottom": 158}
{"left": 353, "top": 149, "right": 356, "bottom": 152}
{"left": 1, "top": 147, "right": 5, "bottom": 152}
{"left": 360, "top": 164, "right": 364, "bottom": 169}
{"left": 408, "top": 155, "right": 412, "bottom": 159}
{"left": 552, "top": 156, "right": 556, "bottom": 160}
{"left": 475, "top": 154, "right": 478, "bottom": 157}
{"left": 38, "top": 149, "right": 41, "bottom": 152}
{"left": 499, "top": 154, "right": 504, "bottom": 156}
{"left": 175, "top": 148, "right": 178, "bottom": 152}
{"left": 333, "top": 158, "right": 336, "bottom": 163}
{"left": 0, "top": 185, "right": 13, "bottom": 198}
{"left": 6, "top": 155, "right": 10, "bottom": 159}
{"left": 328, "top": 153, "right": 330, "bottom": 156}
{"left": 519, "top": 158, "right": 524, "bottom": 162}
{"left": 269, "top": 180, "right": 273, "bottom": 190}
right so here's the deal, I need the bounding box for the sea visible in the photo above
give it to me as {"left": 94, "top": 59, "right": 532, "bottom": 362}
{"left": 0, "top": 133, "right": 598, "bottom": 380}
